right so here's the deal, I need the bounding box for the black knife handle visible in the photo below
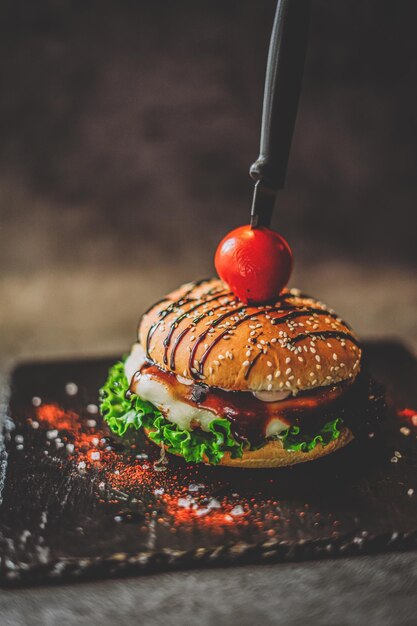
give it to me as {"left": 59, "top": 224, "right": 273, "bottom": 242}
{"left": 250, "top": 0, "right": 311, "bottom": 197}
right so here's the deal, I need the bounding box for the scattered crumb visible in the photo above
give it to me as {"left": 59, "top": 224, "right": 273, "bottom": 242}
{"left": 230, "top": 505, "right": 244, "bottom": 516}
{"left": 65, "top": 382, "right": 78, "bottom": 396}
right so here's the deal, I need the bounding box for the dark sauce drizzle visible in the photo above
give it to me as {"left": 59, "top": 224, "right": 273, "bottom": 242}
{"left": 145, "top": 282, "right": 358, "bottom": 382}
{"left": 163, "top": 291, "right": 233, "bottom": 365}
{"left": 188, "top": 306, "right": 248, "bottom": 376}
{"left": 169, "top": 298, "right": 237, "bottom": 369}
{"left": 289, "top": 330, "right": 360, "bottom": 347}
{"left": 188, "top": 292, "right": 309, "bottom": 379}
{"left": 145, "top": 279, "right": 213, "bottom": 357}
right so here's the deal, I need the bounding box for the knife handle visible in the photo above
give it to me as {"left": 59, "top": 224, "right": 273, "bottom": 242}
{"left": 250, "top": 0, "right": 311, "bottom": 193}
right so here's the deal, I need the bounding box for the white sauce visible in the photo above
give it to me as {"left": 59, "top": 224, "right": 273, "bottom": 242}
{"left": 124, "top": 343, "right": 147, "bottom": 382}
{"left": 252, "top": 390, "right": 291, "bottom": 402}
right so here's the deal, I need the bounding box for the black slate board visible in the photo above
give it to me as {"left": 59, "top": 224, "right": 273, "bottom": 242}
{"left": 0, "top": 341, "right": 417, "bottom": 586}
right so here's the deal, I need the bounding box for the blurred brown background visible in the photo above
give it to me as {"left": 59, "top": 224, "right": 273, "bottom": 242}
{"left": 1, "top": 0, "right": 416, "bottom": 374}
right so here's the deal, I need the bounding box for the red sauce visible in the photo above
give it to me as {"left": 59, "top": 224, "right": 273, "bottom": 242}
{"left": 134, "top": 364, "right": 350, "bottom": 446}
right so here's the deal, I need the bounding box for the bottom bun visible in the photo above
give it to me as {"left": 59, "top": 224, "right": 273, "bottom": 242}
{"left": 144, "top": 426, "right": 354, "bottom": 469}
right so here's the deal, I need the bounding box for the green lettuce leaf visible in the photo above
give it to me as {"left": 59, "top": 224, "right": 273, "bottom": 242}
{"left": 99, "top": 361, "right": 243, "bottom": 464}
{"left": 278, "top": 417, "right": 342, "bottom": 452}
{"left": 100, "top": 360, "right": 343, "bottom": 464}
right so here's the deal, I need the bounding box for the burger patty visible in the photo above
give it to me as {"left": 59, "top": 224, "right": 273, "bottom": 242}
{"left": 129, "top": 359, "right": 370, "bottom": 446}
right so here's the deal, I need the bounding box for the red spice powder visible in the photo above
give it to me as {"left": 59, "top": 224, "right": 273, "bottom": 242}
{"left": 36, "top": 404, "right": 81, "bottom": 435}
{"left": 162, "top": 494, "right": 241, "bottom": 527}
{"left": 397, "top": 408, "right": 417, "bottom": 429}
{"left": 32, "top": 403, "right": 248, "bottom": 529}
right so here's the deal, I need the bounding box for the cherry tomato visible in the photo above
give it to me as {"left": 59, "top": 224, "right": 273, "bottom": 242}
{"left": 214, "top": 224, "right": 293, "bottom": 304}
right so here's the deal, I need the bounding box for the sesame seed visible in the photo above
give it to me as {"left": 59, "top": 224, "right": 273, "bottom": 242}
{"left": 213, "top": 360, "right": 219, "bottom": 366}
{"left": 267, "top": 361, "right": 273, "bottom": 367}
{"left": 316, "top": 364, "right": 321, "bottom": 370}
{"left": 288, "top": 376, "right": 295, "bottom": 381}
{"left": 257, "top": 344, "right": 262, "bottom": 350}
{"left": 285, "top": 357, "right": 291, "bottom": 364}
{"left": 333, "top": 353, "right": 338, "bottom": 361}
{"left": 183, "top": 370, "right": 187, "bottom": 377}
{"left": 311, "top": 379, "right": 317, "bottom": 385}
{"left": 297, "top": 378, "right": 302, "bottom": 386}
{"left": 250, "top": 330, "right": 256, "bottom": 336}
{"left": 218, "top": 355, "right": 224, "bottom": 360}
{"left": 267, "top": 383, "right": 273, "bottom": 391}
{"left": 274, "top": 370, "right": 281, "bottom": 378}
{"left": 271, "top": 338, "right": 277, "bottom": 343}
{"left": 285, "top": 381, "right": 292, "bottom": 388}
{"left": 246, "top": 350, "right": 251, "bottom": 357}
{"left": 310, "top": 347, "right": 316, "bottom": 354}
{"left": 309, "top": 372, "right": 315, "bottom": 377}
{"left": 267, "top": 374, "right": 272, "bottom": 381}
{"left": 285, "top": 367, "right": 292, "bottom": 375}
{"left": 340, "top": 363, "right": 345, "bottom": 368}
{"left": 298, "top": 356, "right": 304, "bottom": 362}
{"left": 242, "top": 360, "right": 250, "bottom": 367}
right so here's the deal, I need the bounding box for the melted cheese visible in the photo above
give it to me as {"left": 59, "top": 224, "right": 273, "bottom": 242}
{"left": 125, "top": 343, "right": 288, "bottom": 436}
{"left": 131, "top": 371, "right": 218, "bottom": 432}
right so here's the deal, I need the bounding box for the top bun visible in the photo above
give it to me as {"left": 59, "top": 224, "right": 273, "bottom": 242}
{"left": 138, "top": 278, "right": 362, "bottom": 393}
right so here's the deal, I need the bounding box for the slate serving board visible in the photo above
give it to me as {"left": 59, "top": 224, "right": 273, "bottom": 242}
{"left": 0, "top": 341, "right": 416, "bottom": 586}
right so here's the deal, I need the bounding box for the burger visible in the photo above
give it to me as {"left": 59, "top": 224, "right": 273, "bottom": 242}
{"left": 100, "top": 278, "right": 382, "bottom": 468}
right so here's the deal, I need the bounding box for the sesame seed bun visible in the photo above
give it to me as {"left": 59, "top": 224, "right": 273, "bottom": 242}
{"left": 144, "top": 425, "right": 354, "bottom": 468}
{"left": 139, "top": 278, "right": 362, "bottom": 394}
